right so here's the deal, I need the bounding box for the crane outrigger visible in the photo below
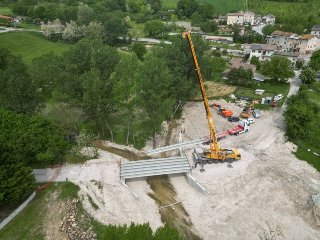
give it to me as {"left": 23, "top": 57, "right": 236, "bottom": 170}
{"left": 182, "top": 31, "right": 241, "bottom": 164}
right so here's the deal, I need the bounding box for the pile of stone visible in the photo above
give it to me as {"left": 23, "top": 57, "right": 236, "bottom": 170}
{"left": 60, "top": 198, "right": 97, "bottom": 240}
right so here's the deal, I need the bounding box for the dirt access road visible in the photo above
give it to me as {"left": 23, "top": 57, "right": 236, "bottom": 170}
{"left": 34, "top": 72, "right": 320, "bottom": 239}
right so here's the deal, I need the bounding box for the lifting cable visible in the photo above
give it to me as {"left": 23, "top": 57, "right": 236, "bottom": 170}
{"left": 182, "top": 108, "right": 201, "bottom": 139}
{"left": 156, "top": 100, "right": 182, "bottom": 141}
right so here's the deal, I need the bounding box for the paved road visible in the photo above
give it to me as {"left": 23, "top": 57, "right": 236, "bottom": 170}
{"left": 33, "top": 166, "right": 83, "bottom": 183}
{"left": 137, "top": 38, "right": 171, "bottom": 44}
{"left": 280, "top": 69, "right": 301, "bottom": 114}
{"left": 252, "top": 23, "right": 265, "bottom": 35}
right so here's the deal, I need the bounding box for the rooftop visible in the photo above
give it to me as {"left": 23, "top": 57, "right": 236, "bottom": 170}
{"left": 311, "top": 25, "right": 320, "bottom": 31}
{"left": 273, "top": 51, "right": 299, "bottom": 57}
{"left": 271, "top": 31, "right": 294, "bottom": 37}
{"left": 251, "top": 44, "right": 277, "bottom": 51}
{"left": 301, "top": 34, "right": 317, "bottom": 40}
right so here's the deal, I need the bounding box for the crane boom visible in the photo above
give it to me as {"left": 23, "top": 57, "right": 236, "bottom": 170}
{"left": 183, "top": 31, "right": 241, "bottom": 163}
{"left": 182, "top": 31, "right": 219, "bottom": 154}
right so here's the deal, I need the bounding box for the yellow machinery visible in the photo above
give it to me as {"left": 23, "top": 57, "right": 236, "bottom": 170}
{"left": 182, "top": 31, "right": 241, "bottom": 164}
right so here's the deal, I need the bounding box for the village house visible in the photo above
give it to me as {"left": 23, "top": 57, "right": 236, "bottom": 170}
{"left": 249, "top": 44, "right": 277, "bottom": 62}
{"left": 261, "top": 14, "right": 275, "bottom": 25}
{"left": 266, "top": 31, "right": 294, "bottom": 51}
{"left": 203, "top": 35, "right": 233, "bottom": 43}
{"left": 311, "top": 25, "right": 320, "bottom": 37}
{"left": 227, "top": 12, "right": 244, "bottom": 25}
{"left": 223, "top": 57, "right": 256, "bottom": 78}
{"left": 273, "top": 51, "right": 299, "bottom": 66}
{"left": 299, "top": 34, "right": 318, "bottom": 54}
{"left": 243, "top": 11, "right": 255, "bottom": 26}
{"left": 254, "top": 14, "right": 262, "bottom": 25}
{"left": 0, "top": 15, "right": 13, "bottom": 23}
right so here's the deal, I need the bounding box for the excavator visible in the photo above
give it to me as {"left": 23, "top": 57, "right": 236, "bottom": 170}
{"left": 240, "top": 101, "right": 255, "bottom": 118}
{"left": 182, "top": 31, "right": 241, "bottom": 164}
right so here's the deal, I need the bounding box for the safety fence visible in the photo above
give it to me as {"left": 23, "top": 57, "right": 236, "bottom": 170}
{"left": 36, "top": 162, "right": 62, "bottom": 194}
{"left": 0, "top": 192, "right": 36, "bottom": 231}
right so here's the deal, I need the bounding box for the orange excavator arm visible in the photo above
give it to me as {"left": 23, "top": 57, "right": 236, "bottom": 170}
{"left": 182, "top": 31, "right": 219, "bottom": 153}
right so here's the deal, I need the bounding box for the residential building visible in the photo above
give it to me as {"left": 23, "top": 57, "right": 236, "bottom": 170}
{"left": 273, "top": 51, "right": 299, "bottom": 66}
{"left": 287, "top": 34, "right": 301, "bottom": 53}
{"left": 203, "top": 35, "right": 233, "bottom": 43}
{"left": 243, "top": 11, "right": 255, "bottom": 25}
{"left": 227, "top": 12, "right": 244, "bottom": 25}
{"left": 241, "top": 43, "right": 253, "bottom": 54}
{"left": 299, "top": 34, "right": 318, "bottom": 54}
{"left": 222, "top": 62, "right": 256, "bottom": 78}
{"left": 311, "top": 25, "right": 320, "bottom": 37}
{"left": 261, "top": 14, "right": 275, "bottom": 25}
{"left": 218, "top": 25, "right": 228, "bottom": 30}
{"left": 266, "top": 31, "right": 294, "bottom": 51}
{"left": 254, "top": 15, "right": 262, "bottom": 25}
{"left": 0, "top": 15, "right": 13, "bottom": 23}
{"left": 185, "top": 27, "right": 202, "bottom": 33}
{"left": 249, "top": 44, "right": 277, "bottom": 62}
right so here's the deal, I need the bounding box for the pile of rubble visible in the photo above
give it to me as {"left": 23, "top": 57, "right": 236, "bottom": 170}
{"left": 60, "top": 198, "right": 97, "bottom": 240}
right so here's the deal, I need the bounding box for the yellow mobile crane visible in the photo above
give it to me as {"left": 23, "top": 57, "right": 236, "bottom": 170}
{"left": 182, "top": 31, "right": 241, "bottom": 164}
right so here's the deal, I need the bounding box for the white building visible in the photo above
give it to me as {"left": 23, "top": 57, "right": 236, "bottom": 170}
{"left": 243, "top": 11, "right": 255, "bottom": 25}
{"left": 299, "top": 34, "right": 318, "bottom": 54}
{"left": 266, "top": 31, "right": 294, "bottom": 51}
{"left": 227, "top": 12, "right": 244, "bottom": 25}
{"left": 249, "top": 44, "right": 277, "bottom": 62}
{"left": 262, "top": 14, "right": 275, "bottom": 25}
{"left": 311, "top": 25, "right": 320, "bottom": 37}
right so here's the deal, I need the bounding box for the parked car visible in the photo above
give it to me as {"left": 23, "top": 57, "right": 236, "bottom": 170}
{"left": 237, "top": 96, "right": 253, "bottom": 101}
{"left": 252, "top": 109, "right": 261, "bottom": 118}
{"left": 277, "top": 94, "right": 283, "bottom": 100}
{"left": 247, "top": 118, "right": 254, "bottom": 124}
{"left": 228, "top": 116, "right": 240, "bottom": 122}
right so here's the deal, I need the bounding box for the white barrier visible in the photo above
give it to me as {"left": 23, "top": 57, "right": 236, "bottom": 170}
{"left": 0, "top": 191, "right": 36, "bottom": 231}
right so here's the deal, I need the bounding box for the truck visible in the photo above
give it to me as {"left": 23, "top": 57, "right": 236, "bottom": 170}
{"left": 183, "top": 31, "right": 241, "bottom": 165}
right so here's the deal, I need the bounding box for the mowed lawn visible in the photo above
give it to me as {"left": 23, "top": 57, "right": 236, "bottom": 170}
{"left": 0, "top": 31, "right": 72, "bottom": 65}
{"left": 161, "top": 0, "right": 246, "bottom": 15}
{"left": 0, "top": 7, "right": 13, "bottom": 15}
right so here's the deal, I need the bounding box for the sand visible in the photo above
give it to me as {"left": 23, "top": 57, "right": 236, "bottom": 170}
{"left": 71, "top": 95, "right": 320, "bottom": 239}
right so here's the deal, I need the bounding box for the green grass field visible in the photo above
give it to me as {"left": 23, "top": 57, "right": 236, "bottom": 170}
{"left": 0, "top": 7, "right": 13, "bottom": 16}
{"left": 0, "top": 31, "right": 72, "bottom": 65}
{"left": 161, "top": 0, "right": 246, "bottom": 15}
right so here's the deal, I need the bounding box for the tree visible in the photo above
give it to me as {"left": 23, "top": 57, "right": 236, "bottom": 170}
{"left": 77, "top": 2, "right": 94, "bottom": 26}
{"left": 0, "top": 139, "right": 36, "bottom": 206}
{"left": 0, "top": 48, "right": 40, "bottom": 114}
{"left": 176, "top": 0, "right": 199, "bottom": 18}
{"left": 191, "top": 11, "right": 202, "bottom": 26}
{"left": 111, "top": 54, "right": 139, "bottom": 144}
{"left": 261, "top": 55, "right": 295, "bottom": 84}
{"left": 197, "top": 3, "right": 215, "bottom": 20}
{"left": 83, "top": 21, "right": 106, "bottom": 41}
{"left": 41, "top": 19, "right": 65, "bottom": 41}
{"left": 203, "top": 56, "right": 226, "bottom": 78}
{"left": 309, "top": 50, "right": 320, "bottom": 71}
{"left": 136, "top": 56, "right": 175, "bottom": 149}
{"left": 227, "top": 67, "right": 254, "bottom": 86}
{"left": 250, "top": 56, "right": 261, "bottom": 70}
{"left": 262, "top": 24, "right": 277, "bottom": 36}
{"left": 62, "top": 20, "right": 83, "bottom": 43}
{"left": 132, "top": 42, "right": 147, "bottom": 61}
{"left": 299, "top": 67, "right": 317, "bottom": 85}
{"left": 144, "top": 20, "right": 164, "bottom": 36}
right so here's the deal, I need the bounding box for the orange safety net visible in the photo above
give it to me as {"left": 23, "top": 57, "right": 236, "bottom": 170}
{"left": 36, "top": 162, "right": 62, "bottom": 194}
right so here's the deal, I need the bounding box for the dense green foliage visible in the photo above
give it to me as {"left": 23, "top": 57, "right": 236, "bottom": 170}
{"left": 0, "top": 109, "right": 68, "bottom": 164}
{"left": 250, "top": 56, "right": 261, "bottom": 70}
{"left": 227, "top": 67, "right": 254, "bottom": 86}
{"left": 249, "top": 0, "right": 320, "bottom": 34}
{"left": 284, "top": 85, "right": 319, "bottom": 139}
{"left": 309, "top": 50, "right": 320, "bottom": 71}
{"left": 0, "top": 138, "right": 36, "bottom": 206}
{"left": 299, "top": 67, "right": 317, "bottom": 85}
{"left": 261, "top": 55, "right": 295, "bottom": 83}
{"left": 0, "top": 47, "right": 40, "bottom": 114}
{"left": 132, "top": 42, "right": 147, "bottom": 60}
{"left": 102, "top": 222, "right": 183, "bottom": 240}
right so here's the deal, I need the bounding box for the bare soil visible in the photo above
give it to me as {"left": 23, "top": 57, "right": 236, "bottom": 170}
{"left": 71, "top": 98, "right": 320, "bottom": 240}
{"left": 193, "top": 82, "right": 237, "bottom": 99}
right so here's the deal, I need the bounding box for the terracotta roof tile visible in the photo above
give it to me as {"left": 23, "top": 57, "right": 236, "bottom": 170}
{"left": 301, "top": 34, "right": 317, "bottom": 40}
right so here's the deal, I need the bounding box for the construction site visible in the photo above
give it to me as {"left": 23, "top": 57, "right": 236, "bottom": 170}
{"left": 66, "top": 32, "right": 320, "bottom": 239}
